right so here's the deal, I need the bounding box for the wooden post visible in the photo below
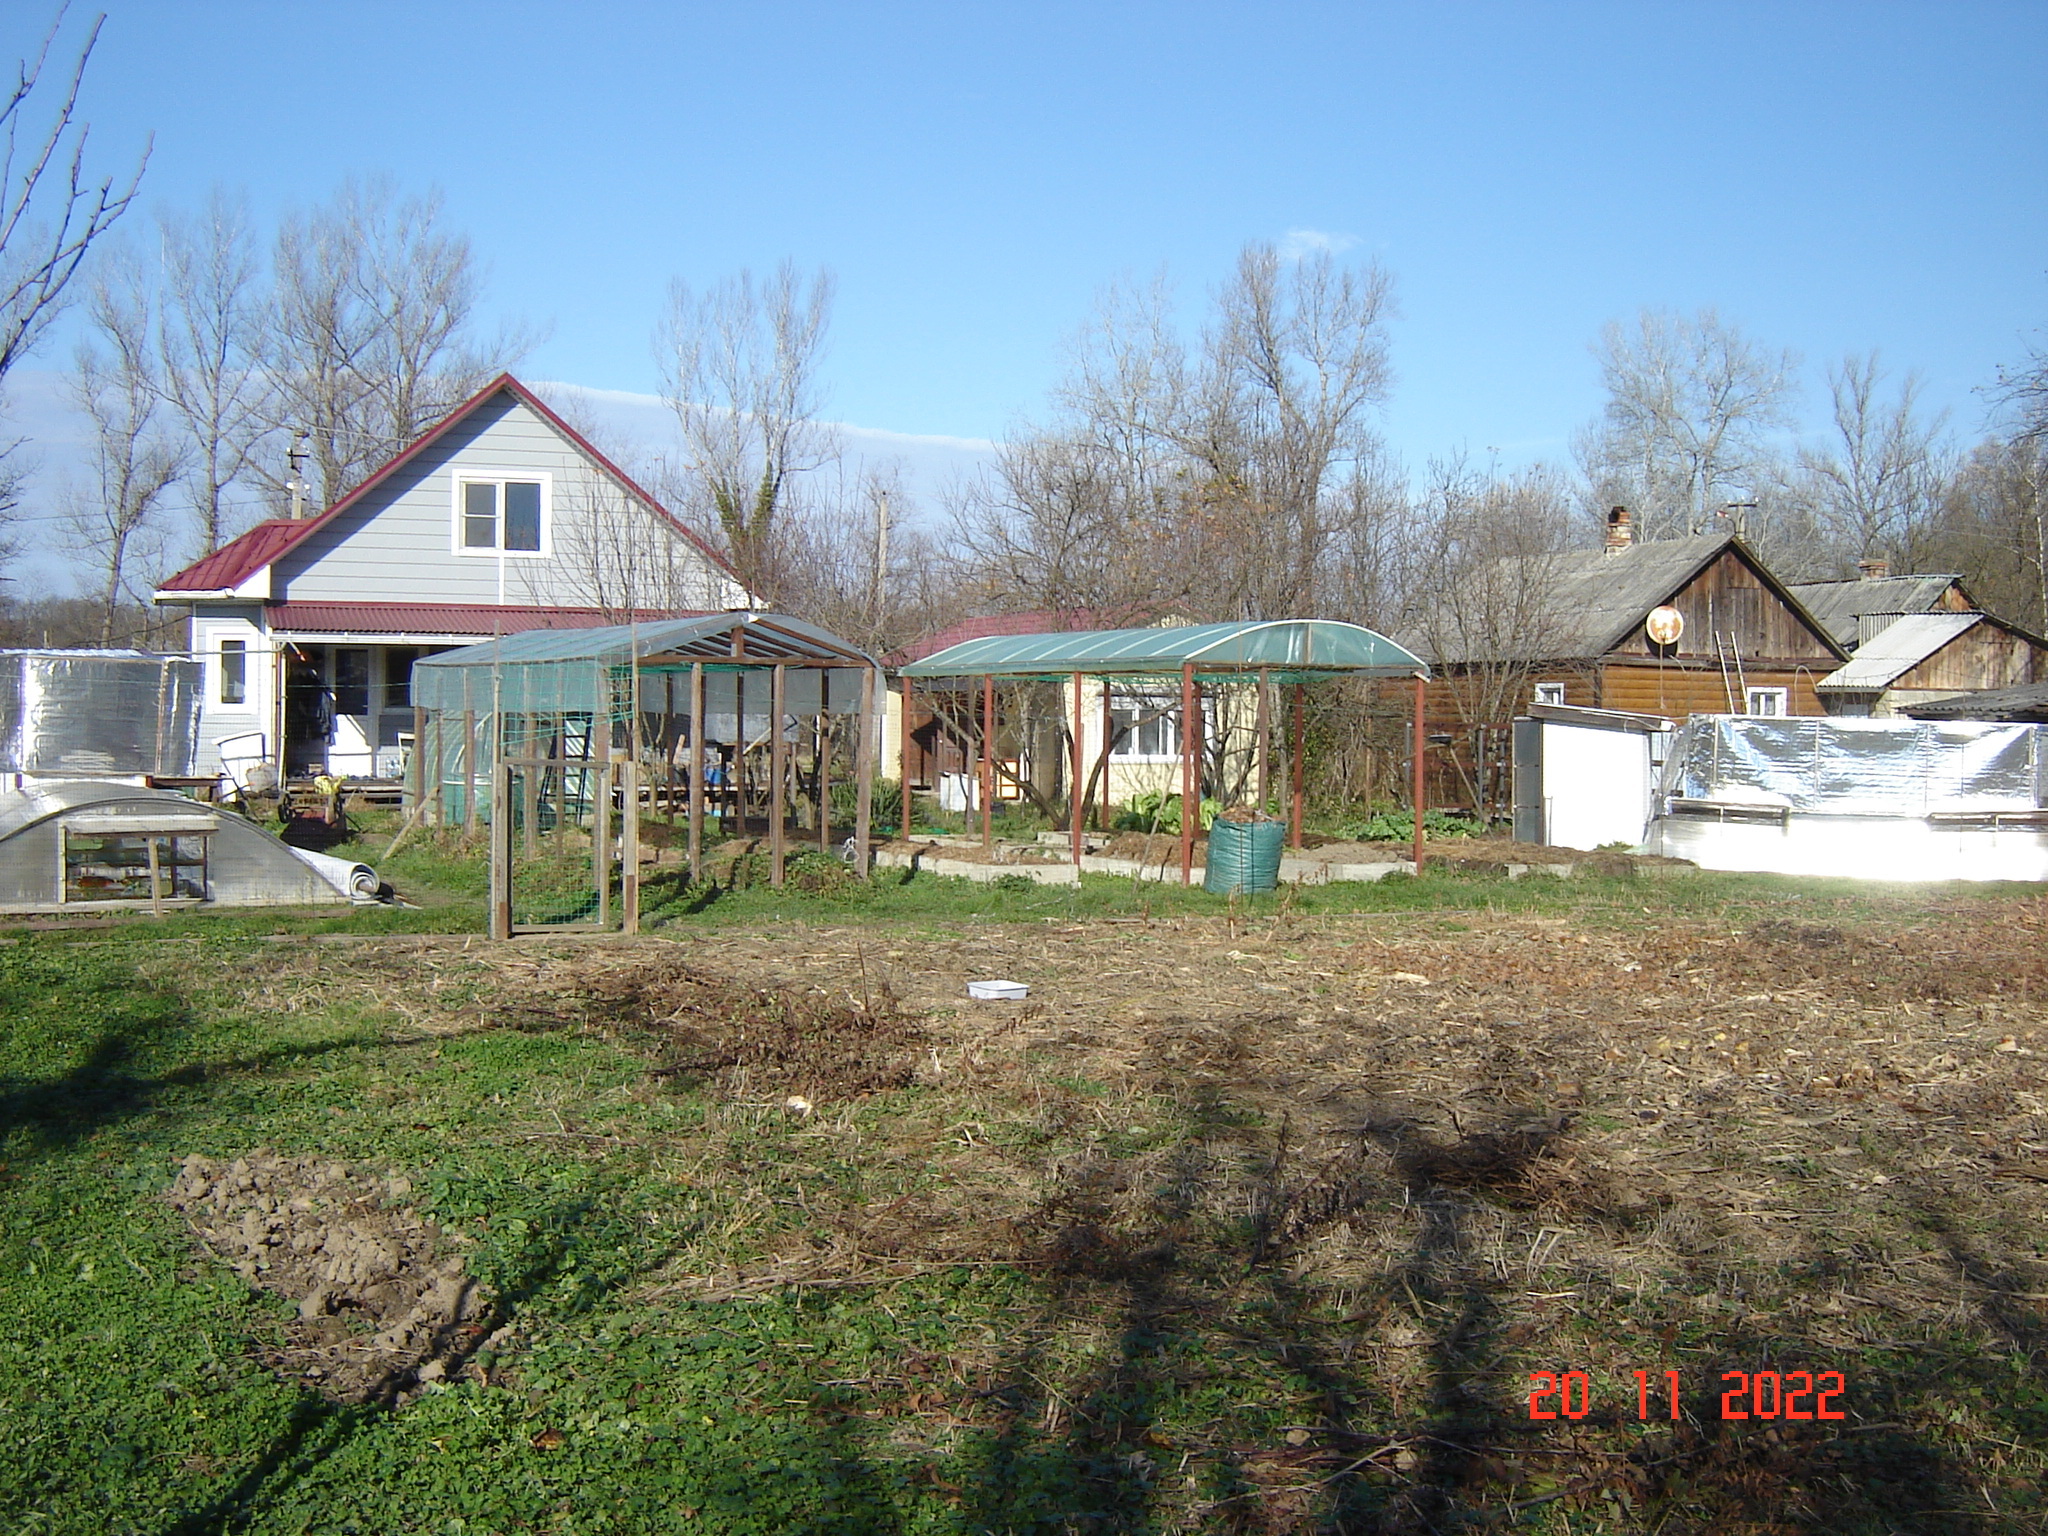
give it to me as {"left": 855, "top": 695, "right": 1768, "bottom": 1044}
{"left": 1179, "top": 661, "right": 1196, "bottom": 886}
{"left": 899, "top": 675, "right": 914, "bottom": 842}
{"left": 146, "top": 836, "right": 164, "bottom": 920}
{"left": 1254, "top": 669, "right": 1270, "bottom": 813}
{"left": 853, "top": 666, "right": 876, "bottom": 877}
{"left": 520, "top": 726, "right": 539, "bottom": 857}
{"left": 621, "top": 756, "right": 640, "bottom": 933}
{"left": 687, "top": 662, "right": 705, "bottom": 885}
{"left": 770, "top": 663, "right": 787, "bottom": 886}
{"left": 1412, "top": 674, "right": 1428, "bottom": 876}
{"left": 1070, "top": 671, "right": 1084, "bottom": 867}
{"left": 463, "top": 709, "right": 479, "bottom": 834}
{"left": 426, "top": 708, "right": 443, "bottom": 827}
{"left": 980, "top": 674, "right": 995, "bottom": 850}
{"left": 410, "top": 704, "right": 427, "bottom": 814}
{"left": 733, "top": 671, "right": 748, "bottom": 838}
{"left": 1289, "top": 685, "right": 1305, "bottom": 850}
{"left": 594, "top": 759, "right": 613, "bottom": 930}
{"left": 488, "top": 759, "right": 512, "bottom": 939}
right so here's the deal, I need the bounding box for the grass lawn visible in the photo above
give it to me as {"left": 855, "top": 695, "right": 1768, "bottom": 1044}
{"left": 1, "top": 835, "right": 2044, "bottom": 1533}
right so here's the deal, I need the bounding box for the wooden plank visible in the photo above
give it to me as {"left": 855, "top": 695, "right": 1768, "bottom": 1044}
{"left": 621, "top": 758, "right": 639, "bottom": 934}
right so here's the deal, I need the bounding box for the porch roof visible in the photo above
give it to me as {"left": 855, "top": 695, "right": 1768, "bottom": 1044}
{"left": 897, "top": 619, "right": 1426, "bottom": 683}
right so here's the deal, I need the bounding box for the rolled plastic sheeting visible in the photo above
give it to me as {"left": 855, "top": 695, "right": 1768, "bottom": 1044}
{"left": 288, "top": 847, "right": 383, "bottom": 903}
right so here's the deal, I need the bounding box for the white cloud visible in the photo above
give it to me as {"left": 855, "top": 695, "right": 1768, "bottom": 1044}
{"left": 1279, "top": 227, "right": 1361, "bottom": 261}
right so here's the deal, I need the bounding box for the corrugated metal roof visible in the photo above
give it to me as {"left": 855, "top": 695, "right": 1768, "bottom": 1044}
{"left": 1899, "top": 681, "right": 2048, "bottom": 723}
{"left": 1787, "top": 574, "right": 1966, "bottom": 649}
{"left": 1816, "top": 612, "right": 1982, "bottom": 691}
{"left": 268, "top": 602, "right": 704, "bottom": 636}
{"left": 156, "top": 520, "right": 308, "bottom": 594}
{"left": 899, "top": 620, "right": 1424, "bottom": 680}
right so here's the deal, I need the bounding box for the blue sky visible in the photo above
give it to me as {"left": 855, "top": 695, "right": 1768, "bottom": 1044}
{"left": 6, "top": 0, "right": 2046, "bottom": 577}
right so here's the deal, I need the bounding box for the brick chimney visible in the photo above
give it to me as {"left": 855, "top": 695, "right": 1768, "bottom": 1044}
{"left": 1856, "top": 556, "right": 1891, "bottom": 581}
{"left": 1604, "top": 506, "right": 1633, "bottom": 555}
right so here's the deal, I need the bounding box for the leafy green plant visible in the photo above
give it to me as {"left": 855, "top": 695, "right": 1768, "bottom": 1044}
{"left": 1112, "top": 790, "right": 1220, "bottom": 834}
{"left": 1334, "top": 807, "right": 1481, "bottom": 841}
{"left": 829, "top": 775, "right": 903, "bottom": 827}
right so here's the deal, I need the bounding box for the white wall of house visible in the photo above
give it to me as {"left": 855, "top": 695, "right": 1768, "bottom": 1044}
{"left": 274, "top": 392, "right": 744, "bottom": 611}
{"left": 187, "top": 607, "right": 277, "bottom": 781}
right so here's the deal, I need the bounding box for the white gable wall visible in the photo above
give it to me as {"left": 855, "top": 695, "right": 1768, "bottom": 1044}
{"left": 273, "top": 392, "right": 743, "bottom": 610}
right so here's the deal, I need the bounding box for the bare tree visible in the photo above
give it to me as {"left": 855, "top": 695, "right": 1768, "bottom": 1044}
{"left": 958, "top": 242, "right": 1396, "bottom": 623}
{"left": 771, "top": 463, "right": 963, "bottom": 657}
{"left": 1923, "top": 436, "right": 2047, "bottom": 633}
{"left": 269, "top": 178, "right": 523, "bottom": 507}
{"left": 657, "top": 262, "right": 835, "bottom": 603}
{"left": 155, "top": 190, "right": 271, "bottom": 552}
{"left": 1797, "top": 352, "right": 1952, "bottom": 573}
{"left": 1577, "top": 307, "right": 1800, "bottom": 542}
{"left": 1402, "top": 458, "right": 1581, "bottom": 808}
{"left": 65, "top": 248, "right": 181, "bottom": 642}
{"left": 1994, "top": 328, "right": 2048, "bottom": 446}
{"left": 0, "top": 6, "right": 147, "bottom": 385}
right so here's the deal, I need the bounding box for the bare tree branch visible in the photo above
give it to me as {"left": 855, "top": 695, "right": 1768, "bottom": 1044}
{"left": 0, "top": 5, "right": 148, "bottom": 383}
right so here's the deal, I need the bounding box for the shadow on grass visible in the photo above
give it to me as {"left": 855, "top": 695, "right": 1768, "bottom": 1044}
{"left": 939, "top": 1079, "right": 2021, "bottom": 1535}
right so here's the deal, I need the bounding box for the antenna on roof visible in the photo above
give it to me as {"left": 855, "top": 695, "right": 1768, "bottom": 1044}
{"left": 286, "top": 431, "right": 310, "bottom": 520}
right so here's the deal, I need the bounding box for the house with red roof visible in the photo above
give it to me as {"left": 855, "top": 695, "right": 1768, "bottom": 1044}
{"left": 154, "top": 375, "right": 748, "bottom": 781}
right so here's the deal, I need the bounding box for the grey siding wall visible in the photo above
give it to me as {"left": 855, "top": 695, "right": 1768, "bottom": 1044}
{"left": 275, "top": 393, "right": 740, "bottom": 609}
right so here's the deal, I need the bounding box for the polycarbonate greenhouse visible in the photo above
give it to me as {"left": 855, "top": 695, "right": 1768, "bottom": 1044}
{"left": 0, "top": 780, "right": 377, "bottom": 913}
{"left": 409, "top": 612, "right": 879, "bottom": 825}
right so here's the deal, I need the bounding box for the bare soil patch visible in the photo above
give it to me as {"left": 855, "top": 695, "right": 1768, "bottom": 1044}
{"left": 167, "top": 1150, "right": 486, "bottom": 1404}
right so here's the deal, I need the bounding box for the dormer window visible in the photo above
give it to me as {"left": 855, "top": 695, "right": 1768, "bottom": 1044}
{"left": 454, "top": 474, "right": 549, "bottom": 555}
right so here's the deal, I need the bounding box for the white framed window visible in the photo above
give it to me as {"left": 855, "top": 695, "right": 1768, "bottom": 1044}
{"left": 1533, "top": 682, "right": 1567, "bottom": 706}
{"left": 218, "top": 639, "right": 247, "bottom": 705}
{"left": 452, "top": 473, "right": 550, "bottom": 556}
{"left": 1745, "top": 687, "right": 1788, "bottom": 717}
{"left": 1109, "top": 691, "right": 1181, "bottom": 759}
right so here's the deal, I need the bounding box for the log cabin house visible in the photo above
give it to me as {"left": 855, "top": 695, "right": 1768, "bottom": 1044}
{"left": 1419, "top": 517, "right": 1848, "bottom": 724}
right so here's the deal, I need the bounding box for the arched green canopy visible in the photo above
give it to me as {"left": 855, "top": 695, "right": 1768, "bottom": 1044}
{"left": 898, "top": 619, "right": 1426, "bottom": 683}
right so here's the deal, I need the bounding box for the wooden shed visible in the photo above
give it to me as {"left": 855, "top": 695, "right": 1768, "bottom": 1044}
{"left": 1816, "top": 611, "right": 2048, "bottom": 716}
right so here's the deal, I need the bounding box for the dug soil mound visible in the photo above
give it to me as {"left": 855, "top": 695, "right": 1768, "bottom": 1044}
{"left": 167, "top": 1150, "right": 485, "bottom": 1405}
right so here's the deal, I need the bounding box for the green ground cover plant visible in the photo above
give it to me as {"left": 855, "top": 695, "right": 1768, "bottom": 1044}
{"left": 0, "top": 846, "right": 2042, "bottom": 1532}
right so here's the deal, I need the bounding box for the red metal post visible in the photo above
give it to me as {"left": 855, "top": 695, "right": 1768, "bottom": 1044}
{"left": 1179, "top": 661, "right": 1196, "bottom": 886}
{"left": 1412, "top": 673, "right": 1427, "bottom": 876}
{"left": 980, "top": 674, "right": 995, "bottom": 849}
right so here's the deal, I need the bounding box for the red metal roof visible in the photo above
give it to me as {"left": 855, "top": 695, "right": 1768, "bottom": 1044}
{"left": 268, "top": 602, "right": 712, "bottom": 636}
{"left": 885, "top": 607, "right": 1173, "bottom": 667}
{"left": 155, "top": 373, "right": 739, "bottom": 596}
{"left": 156, "top": 519, "right": 312, "bottom": 594}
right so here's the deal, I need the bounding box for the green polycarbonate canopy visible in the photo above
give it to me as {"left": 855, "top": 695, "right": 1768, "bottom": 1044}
{"left": 898, "top": 620, "right": 1426, "bottom": 683}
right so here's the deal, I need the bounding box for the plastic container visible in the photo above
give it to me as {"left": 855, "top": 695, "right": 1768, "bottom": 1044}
{"left": 967, "top": 979, "right": 1029, "bottom": 1000}
{"left": 1204, "top": 816, "right": 1285, "bottom": 894}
